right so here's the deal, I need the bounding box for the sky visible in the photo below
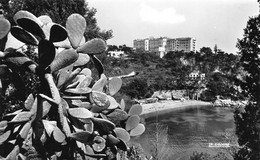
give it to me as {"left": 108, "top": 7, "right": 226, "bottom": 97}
{"left": 87, "top": 0, "right": 259, "bottom": 53}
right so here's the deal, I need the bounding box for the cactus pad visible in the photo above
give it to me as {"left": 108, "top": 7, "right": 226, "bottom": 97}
{"left": 13, "top": 10, "right": 42, "bottom": 26}
{"left": 74, "top": 53, "right": 90, "bottom": 67}
{"left": 106, "top": 109, "right": 128, "bottom": 124}
{"left": 107, "top": 95, "right": 120, "bottom": 110}
{"left": 128, "top": 104, "right": 143, "bottom": 116}
{"left": 114, "top": 127, "right": 130, "bottom": 142}
{"left": 64, "top": 87, "right": 92, "bottom": 95}
{"left": 11, "top": 26, "right": 38, "bottom": 45}
{"left": 68, "top": 131, "right": 92, "bottom": 143}
{"left": 0, "top": 130, "right": 11, "bottom": 145}
{"left": 50, "top": 48, "right": 78, "bottom": 72}
{"left": 38, "top": 39, "right": 56, "bottom": 68}
{"left": 125, "top": 115, "right": 140, "bottom": 131}
{"left": 68, "top": 108, "right": 93, "bottom": 119}
{"left": 49, "top": 24, "right": 67, "bottom": 42}
{"left": 108, "top": 77, "right": 122, "bottom": 96}
{"left": 66, "top": 14, "right": 86, "bottom": 49}
{"left": 16, "top": 17, "right": 45, "bottom": 40}
{"left": 90, "top": 91, "right": 110, "bottom": 109}
{"left": 38, "top": 15, "right": 52, "bottom": 25}
{"left": 92, "top": 136, "right": 106, "bottom": 152}
{"left": 129, "top": 123, "right": 145, "bottom": 137}
{"left": 76, "top": 38, "right": 106, "bottom": 55}
{"left": 0, "top": 17, "right": 10, "bottom": 39}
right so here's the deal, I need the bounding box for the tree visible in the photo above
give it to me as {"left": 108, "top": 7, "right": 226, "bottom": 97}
{"left": 214, "top": 44, "right": 218, "bottom": 54}
{"left": 121, "top": 78, "right": 149, "bottom": 99}
{"left": 205, "top": 72, "right": 233, "bottom": 99}
{"left": 200, "top": 47, "right": 213, "bottom": 55}
{"left": 121, "top": 45, "right": 133, "bottom": 54}
{"left": 3, "top": 0, "right": 113, "bottom": 40}
{"left": 107, "top": 45, "right": 119, "bottom": 51}
{"left": 234, "top": 13, "right": 260, "bottom": 159}
{"left": 164, "top": 50, "right": 185, "bottom": 60}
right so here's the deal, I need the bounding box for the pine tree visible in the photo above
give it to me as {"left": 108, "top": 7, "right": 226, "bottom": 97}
{"left": 234, "top": 11, "right": 260, "bottom": 160}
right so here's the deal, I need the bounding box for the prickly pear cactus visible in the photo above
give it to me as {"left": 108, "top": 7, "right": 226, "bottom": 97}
{"left": 0, "top": 10, "right": 145, "bottom": 159}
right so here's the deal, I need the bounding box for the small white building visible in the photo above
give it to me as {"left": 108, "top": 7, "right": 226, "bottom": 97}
{"left": 189, "top": 71, "right": 205, "bottom": 80}
{"left": 108, "top": 51, "right": 125, "bottom": 58}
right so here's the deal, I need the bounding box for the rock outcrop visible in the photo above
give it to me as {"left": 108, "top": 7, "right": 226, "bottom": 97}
{"left": 213, "top": 99, "right": 247, "bottom": 108}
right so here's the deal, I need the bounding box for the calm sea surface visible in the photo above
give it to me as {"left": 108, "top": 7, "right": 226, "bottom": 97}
{"left": 132, "top": 105, "right": 236, "bottom": 160}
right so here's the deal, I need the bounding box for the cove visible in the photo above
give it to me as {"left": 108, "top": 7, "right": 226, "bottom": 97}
{"left": 133, "top": 105, "right": 236, "bottom": 160}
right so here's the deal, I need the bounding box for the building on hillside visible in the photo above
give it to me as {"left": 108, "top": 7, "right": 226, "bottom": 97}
{"left": 189, "top": 71, "right": 205, "bottom": 80}
{"left": 166, "top": 37, "right": 196, "bottom": 53}
{"left": 108, "top": 51, "right": 126, "bottom": 58}
{"left": 133, "top": 39, "right": 146, "bottom": 51}
{"left": 148, "top": 37, "right": 168, "bottom": 58}
{"left": 145, "top": 39, "right": 149, "bottom": 51}
{"left": 133, "top": 37, "right": 168, "bottom": 58}
{"left": 133, "top": 37, "right": 196, "bottom": 58}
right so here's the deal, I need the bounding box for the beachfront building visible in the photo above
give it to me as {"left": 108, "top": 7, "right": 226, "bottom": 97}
{"left": 133, "top": 37, "right": 196, "bottom": 58}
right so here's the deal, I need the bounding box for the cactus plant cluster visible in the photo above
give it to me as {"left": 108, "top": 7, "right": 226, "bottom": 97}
{"left": 0, "top": 10, "right": 145, "bottom": 159}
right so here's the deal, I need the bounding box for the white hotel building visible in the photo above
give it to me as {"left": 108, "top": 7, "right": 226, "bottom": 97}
{"left": 133, "top": 37, "right": 196, "bottom": 58}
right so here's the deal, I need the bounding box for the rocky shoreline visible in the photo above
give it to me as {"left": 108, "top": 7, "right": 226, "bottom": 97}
{"left": 212, "top": 99, "right": 247, "bottom": 108}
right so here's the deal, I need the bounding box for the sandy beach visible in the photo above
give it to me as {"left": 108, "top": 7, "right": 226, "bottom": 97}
{"left": 140, "top": 100, "right": 213, "bottom": 118}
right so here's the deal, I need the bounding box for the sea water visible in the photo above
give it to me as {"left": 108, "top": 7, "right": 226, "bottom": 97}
{"left": 133, "top": 105, "right": 235, "bottom": 160}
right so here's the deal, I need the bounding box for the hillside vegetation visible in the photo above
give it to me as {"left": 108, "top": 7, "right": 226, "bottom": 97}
{"left": 104, "top": 46, "right": 242, "bottom": 102}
